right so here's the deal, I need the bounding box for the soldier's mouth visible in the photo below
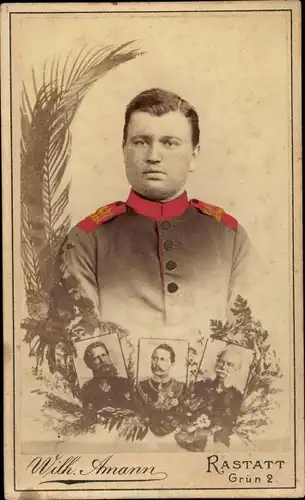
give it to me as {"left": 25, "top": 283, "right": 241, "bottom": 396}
{"left": 143, "top": 170, "right": 166, "bottom": 176}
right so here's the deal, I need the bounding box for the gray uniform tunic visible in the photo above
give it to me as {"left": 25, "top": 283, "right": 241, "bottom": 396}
{"left": 52, "top": 190, "right": 255, "bottom": 346}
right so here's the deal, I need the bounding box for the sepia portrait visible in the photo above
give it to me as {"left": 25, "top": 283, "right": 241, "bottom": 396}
{"left": 1, "top": 1, "right": 303, "bottom": 499}
{"left": 175, "top": 339, "right": 255, "bottom": 452}
{"left": 198, "top": 338, "right": 254, "bottom": 394}
{"left": 136, "top": 338, "right": 188, "bottom": 410}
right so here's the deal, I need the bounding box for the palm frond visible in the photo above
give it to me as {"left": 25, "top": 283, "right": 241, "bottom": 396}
{"left": 21, "top": 205, "right": 43, "bottom": 292}
{"left": 69, "top": 45, "right": 107, "bottom": 85}
{"left": 65, "top": 45, "right": 89, "bottom": 89}
{"left": 59, "top": 42, "right": 143, "bottom": 117}
{"left": 21, "top": 41, "right": 144, "bottom": 370}
{"left": 50, "top": 182, "right": 71, "bottom": 227}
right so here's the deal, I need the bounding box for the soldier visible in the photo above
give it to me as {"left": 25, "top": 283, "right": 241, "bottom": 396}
{"left": 192, "top": 344, "right": 244, "bottom": 446}
{"left": 137, "top": 343, "right": 185, "bottom": 410}
{"left": 80, "top": 341, "right": 132, "bottom": 416}
{"left": 52, "top": 87, "right": 257, "bottom": 345}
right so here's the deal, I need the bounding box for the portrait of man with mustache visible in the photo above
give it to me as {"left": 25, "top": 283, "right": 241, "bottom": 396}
{"left": 137, "top": 343, "right": 185, "bottom": 411}
{"left": 192, "top": 344, "right": 245, "bottom": 446}
{"left": 80, "top": 341, "right": 132, "bottom": 417}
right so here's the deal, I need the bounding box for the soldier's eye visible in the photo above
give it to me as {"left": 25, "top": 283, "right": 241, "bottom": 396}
{"left": 132, "top": 138, "right": 147, "bottom": 146}
{"left": 162, "top": 139, "right": 180, "bottom": 148}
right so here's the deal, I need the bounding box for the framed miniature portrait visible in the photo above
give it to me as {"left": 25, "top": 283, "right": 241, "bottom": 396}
{"left": 137, "top": 338, "right": 189, "bottom": 385}
{"left": 198, "top": 338, "right": 255, "bottom": 395}
{"left": 74, "top": 332, "right": 128, "bottom": 387}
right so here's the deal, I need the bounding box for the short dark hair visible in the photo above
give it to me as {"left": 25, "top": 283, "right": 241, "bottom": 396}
{"left": 83, "top": 341, "right": 109, "bottom": 368}
{"left": 123, "top": 88, "right": 200, "bottom": 148}
{"left": 153, "top": 343, "right": 176, "bottom": 364}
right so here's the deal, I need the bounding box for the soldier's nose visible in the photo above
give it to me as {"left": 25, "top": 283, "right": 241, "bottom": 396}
{"left": 147, "top": 142, "right": 162, "bottom": 162}
{"left": 147, "top": 158, "right": 161, "bottom": 164}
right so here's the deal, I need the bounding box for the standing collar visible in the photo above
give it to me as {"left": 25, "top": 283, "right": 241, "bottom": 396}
{"left": 125, "top": 189, "right": 189, "bottom": 220}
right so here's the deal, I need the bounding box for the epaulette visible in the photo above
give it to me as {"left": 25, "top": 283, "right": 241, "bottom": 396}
{"left": 190, "top": 199, "right": 238, "bottom": 232}
{"left": 77, "top": 201, "right": 127, "bottom": 232}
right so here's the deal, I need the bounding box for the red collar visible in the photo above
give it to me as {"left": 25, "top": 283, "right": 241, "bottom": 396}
{"left": 126, "top": 190, "right": 189, "bottom": 220}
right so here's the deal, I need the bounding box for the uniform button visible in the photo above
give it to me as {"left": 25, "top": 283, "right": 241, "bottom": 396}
{"left": 161, "top": 221, "right": 170, "bottom": 230}
{"left": 164, "top": 240, "right": 173, "bottom": 250}
{"left": 166, "top": 260, "right": 177, "bottom": 271}
{"left": 115, "top": 201, "right": 124, "bottom": 206}
{"left": 167, "top": 282, "right": 178, "bottom": 293}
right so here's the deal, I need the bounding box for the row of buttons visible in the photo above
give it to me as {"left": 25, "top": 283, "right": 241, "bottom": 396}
{"left": 160, "top": 220, "right": 178, "bottom": 294}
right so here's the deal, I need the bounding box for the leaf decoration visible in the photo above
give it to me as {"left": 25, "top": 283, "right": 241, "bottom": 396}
{"left": 97, "top": 408, "right": 149, "bottom": 442}
{"left": 30, "top": 295, "right": 282, "bottom": 448}
{"left": 21, "top": 41, "right": 143, "bottom": 298}
{"left": 21, "top": 41, "right": 144, "bottom": 364}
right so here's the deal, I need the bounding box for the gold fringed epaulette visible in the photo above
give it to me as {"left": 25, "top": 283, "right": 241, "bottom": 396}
{"left": 190, "top": 199, "right": 238, "bottom": 232}
{"left": 77, "top": 201, "right": 127, "bottom": 233}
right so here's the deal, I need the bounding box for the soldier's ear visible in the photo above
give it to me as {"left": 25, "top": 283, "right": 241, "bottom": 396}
{"left": 189, "top": 144, "right": 200, "bottom": 173}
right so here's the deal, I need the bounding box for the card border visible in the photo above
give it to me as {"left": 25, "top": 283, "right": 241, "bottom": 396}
{"left": 5, "top": 4, "right": 300, "bottom": 495}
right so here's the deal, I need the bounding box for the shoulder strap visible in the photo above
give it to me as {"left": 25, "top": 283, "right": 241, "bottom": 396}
{"left": 190, "top": 199, "right": 238, "bottom": 232}
{"left": 77, "top": 201, "right": 127, "bottom": 233}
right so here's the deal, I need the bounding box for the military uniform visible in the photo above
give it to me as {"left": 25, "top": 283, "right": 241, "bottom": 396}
{"left": 81, "top": 375, "right": 132, "bottom": 416}
{"left": 53, "top": 190, "right": 256, "bottom": 343}
{"left": 137, "top": 377, "right": 185, "bottom": 410}
{"left": 193, "top": 377, "right": 243, "bottom": 446}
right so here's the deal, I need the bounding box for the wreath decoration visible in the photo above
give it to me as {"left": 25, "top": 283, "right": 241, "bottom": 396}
{"left": 21, "top": 44, "right": 282, "bottom": 451}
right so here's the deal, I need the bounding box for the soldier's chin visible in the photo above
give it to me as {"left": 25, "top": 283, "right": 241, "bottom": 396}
{"left": 216, "top": 370, "right": 227, "bottom": 379}
{"left": 140, "top": 182, "right": 173, "bottom": 201}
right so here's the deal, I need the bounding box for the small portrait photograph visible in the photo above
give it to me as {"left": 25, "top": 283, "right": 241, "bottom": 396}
{"left": 174, "top": 339, "right": 255, "bottom": 452}
{"left": 73, "top": 333, "right": 131, "bottom": 415}
{"left": 175, "top": 339, "right": 256, "bottom": 450}
{"left": 136, "top": 338, "right": 189, "bottom": 411}
{"left": 196, "top": 338, "right": 255, "bottom": 396}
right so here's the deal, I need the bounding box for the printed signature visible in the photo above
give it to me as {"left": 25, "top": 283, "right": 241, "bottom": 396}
{"left": 26, "top": 454, "right": 168, "bottom": 484}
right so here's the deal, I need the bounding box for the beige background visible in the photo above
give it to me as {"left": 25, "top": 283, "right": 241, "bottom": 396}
{"left": 2, "top": 1, "right": 303, "bottom": 498}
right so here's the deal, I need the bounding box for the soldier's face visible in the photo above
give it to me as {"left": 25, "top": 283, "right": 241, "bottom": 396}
{"left": 123, "top": 111, "right": 199, "bottom": 201}
{"left": 88, "top": 346, "right": 111, "bottom": 370}
{"left": 215, "top": 351, "right": 241, "bottom": 380}
{"left": 151, "top": 348, "right": 173, "bottom": 378}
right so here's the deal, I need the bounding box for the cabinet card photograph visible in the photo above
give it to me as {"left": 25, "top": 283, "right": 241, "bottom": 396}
{"left": 1, "top": 1, "right": 303, "bottom": 499}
